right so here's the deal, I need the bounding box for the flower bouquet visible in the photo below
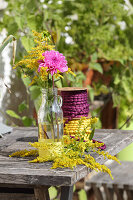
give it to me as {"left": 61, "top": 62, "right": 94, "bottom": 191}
{"left": 14, "top": 31, "right": 75, "bottom": 159}
{"left": 13, "top": 31, "right": 120, "bottom": 179}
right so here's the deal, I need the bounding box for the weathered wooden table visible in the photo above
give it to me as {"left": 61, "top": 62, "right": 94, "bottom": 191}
{"left": 0, "top": 127, "right": 133, "bottom": 200}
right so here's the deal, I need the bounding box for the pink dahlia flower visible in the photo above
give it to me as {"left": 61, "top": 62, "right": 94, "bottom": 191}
{"left": 38, "top": 50, "right": 68, "bottom": 76}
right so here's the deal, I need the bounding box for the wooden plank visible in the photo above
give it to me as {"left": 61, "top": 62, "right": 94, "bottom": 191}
{"left": 0, "top": 184, "right": 34, "bottom": 189}
{"left": 124, "top": 185, "right": 133, "bottom": 200}
{"left": 113, "top": 184, "right": 124, "bottom": 200}
{"left": 0, "top": 127, "right": 37, "bottom": 149}
{"left": 0, "top": 158, "right": 85, "bottom": 186}
{"left": 0, "top": 168, "right": 76, "bottom": 186}
{"left": 60, "top": 185, "right": 74, "bottom": 200}
{"left": 0, "top": 184, "right": 35, "bottom": 200}
{"left": 0, "top": 187, "right": 34, "bottom": 193}
{"left": 94, "top": 129, "right": 133, "bottom": 157}
{"left": 0, "top": 123, "right": 12, "bottom": 135}
{"left": 0, "top": 193, "right": 35, "bottom": 200}
{"left": 58, "top": 87, "right": 87, "bottom": 91}
{"left": 102, "top": 184, "right": 113, "bottom": 200}
{"left": 34, "top": 186, "right": 50, "bottom": 200}
{"left": 91, "top": 183, "right": 103, "bottom": 200}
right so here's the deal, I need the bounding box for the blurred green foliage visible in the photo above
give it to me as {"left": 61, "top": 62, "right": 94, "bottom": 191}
{"left": 1, "top": 0, "right": 133, "bottom": 126}
{"left": 6, "top": 100, "right": 36, "bottom": 126}
{"left": 1, "top": 0, "right": 133, "bottom": 60}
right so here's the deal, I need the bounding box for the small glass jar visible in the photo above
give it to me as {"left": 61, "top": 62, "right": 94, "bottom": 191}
{"left": 38, "top": 87, "right": 63, "bottom": 159}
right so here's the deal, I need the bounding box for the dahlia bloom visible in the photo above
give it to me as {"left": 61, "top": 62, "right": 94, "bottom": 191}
{"left": 38, "top": 50, "right": 68, "bottom": 76}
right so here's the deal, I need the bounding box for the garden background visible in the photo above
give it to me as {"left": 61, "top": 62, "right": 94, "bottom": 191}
{"left": 0, "top": 0, "right": 133, "bottom": 198}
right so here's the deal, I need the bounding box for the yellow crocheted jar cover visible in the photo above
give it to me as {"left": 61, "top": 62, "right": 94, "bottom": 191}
{"left": 38, "top": 139, "right": 63, "bottom": 160}
{"left": 64, "top": 118, "right": 92, "bottom": 135}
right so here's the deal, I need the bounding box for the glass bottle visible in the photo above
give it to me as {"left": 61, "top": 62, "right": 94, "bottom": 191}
{"left": 38, "top": 87, "right": 63, "bottom": 159}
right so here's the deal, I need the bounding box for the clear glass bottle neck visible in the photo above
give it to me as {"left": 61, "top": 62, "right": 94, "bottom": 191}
{"left": 42, "top": 87, "right": 58, "bottom": 97}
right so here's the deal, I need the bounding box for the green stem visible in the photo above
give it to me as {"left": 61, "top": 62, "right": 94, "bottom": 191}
{"left": 52, "top": 75, "right": 55, "bottom": 88}
{"left": 41, "top": 124, "right": 49, "bottom": 139}
{"left": 49, "top": 75, "right": 55, "bottom": 141}
{"left": 52, "top": 76, "right": 59, "bottom": 142}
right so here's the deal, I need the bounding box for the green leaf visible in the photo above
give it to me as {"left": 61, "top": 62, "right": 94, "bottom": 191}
{"left": 112, "top": 93, "right": 120, "bottom": 107}
{"left": 21, "top": 75, "right": 31, "bottom": 87}
{"left": 6, "top": 110, "right": 21, "bottom": 119}
{"left": 75, "top": 71, "right": 86, "bottom": 80}
{"left": 7, "top": 22, "right": 18, "bottom": 35}
{"left": 91, "top": 52, "right": 97, "bottom": 62}
{"left": 67, "top": 74, "right": 75, "bottom": 82}
{"left": 122, "top": 79, "right": 130, "bottom": 92}
{"left": 49, "top": 187, "right": 57, "bottom": 200}
{"left": 99, "top": 85, "right": 109, "bottom": 94}
{"left": 55, "top": 79, "right": 62, "bottom": 88}
{"left": 21, "top": 36, "right": 34, "bottom": 52}
{"left": 117, "top": 59, "right": 124, "bottom": 65}
{"left": 18, "top": 101, "right": 28, "bottom": 113}
{"left": 29, "top": 85, "right": 41, "bottom": 100}
{"left": 114, "top": 74, "right": 120, "bottom": 85}
{"left": 89, "top": 128, "right": 95, "bottom": 140}
{"left": 87, "top": 85, "right": 94, "bottom": 102}
{"left": 15, "top": 16, "right": 24, "bottom": 30}
{"left": 22, "top": 116, "right": 33, "bottom": 127}
{"left": 89, "top": 63, "right": 103, "bottom": 74}
{"left": 27, "top": 15, "right": 36, "bottom": 30}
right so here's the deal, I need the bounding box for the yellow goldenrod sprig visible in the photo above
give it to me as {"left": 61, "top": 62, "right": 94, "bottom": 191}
{"left": 9, "top": 149, "right": 38, "bottom": 157}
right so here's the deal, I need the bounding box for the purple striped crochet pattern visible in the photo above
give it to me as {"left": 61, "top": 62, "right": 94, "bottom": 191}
{"left": 61, "top": 89, "right": 89, "bottom": 123}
